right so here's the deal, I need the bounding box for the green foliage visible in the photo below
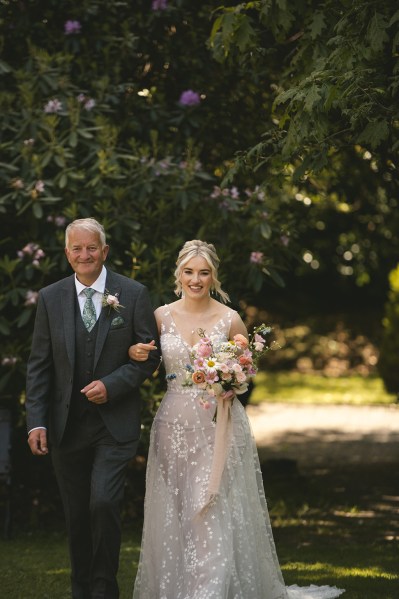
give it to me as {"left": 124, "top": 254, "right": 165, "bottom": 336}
{"left": 208, "top": 0, "right": 399, "bottom": 293}
{"left": 0, "top": 1, "right": 296, "bottom": 410}
{"left": 378, "top": 263, "right": 399, "bottom": 394}
{"left": 210, "top": 0, "right": 399, "bottom": 166}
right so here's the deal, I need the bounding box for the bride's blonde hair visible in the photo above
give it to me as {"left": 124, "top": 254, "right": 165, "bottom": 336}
{"left": 174, "top": 240, "right": 230, "bottom": 304}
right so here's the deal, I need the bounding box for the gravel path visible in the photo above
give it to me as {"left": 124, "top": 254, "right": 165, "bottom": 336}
{"left": 246, "top": 402, "right": 399, "bottom": 470}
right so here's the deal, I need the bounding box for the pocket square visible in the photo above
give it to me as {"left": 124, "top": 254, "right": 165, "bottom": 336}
{"left": 110, "top": 315, "right": 125, "bottom": 328}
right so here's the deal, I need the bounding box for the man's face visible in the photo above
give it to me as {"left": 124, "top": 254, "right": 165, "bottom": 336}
{"left": 65, "top": 228, "right": 109, "bottom": 285}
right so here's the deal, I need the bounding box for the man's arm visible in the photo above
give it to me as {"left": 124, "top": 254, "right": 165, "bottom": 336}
{"left": 88, "top": 285, "right": 160, "bottom": 402}
{"left": 25, "top": 291, "right": 52, "bottom": 454}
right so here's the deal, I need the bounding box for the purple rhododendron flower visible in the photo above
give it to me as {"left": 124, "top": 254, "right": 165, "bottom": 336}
{"left": 250, "top": 252, "right": 264, "bottom": 264}
{"left": 64, "top": 20, "right": 81, "bottom": 35}
{"left": 179, "top": 90, "right": 201, "bottom": 107}
{"left": 152, "top": 0, "right": 168, "bottom": 10}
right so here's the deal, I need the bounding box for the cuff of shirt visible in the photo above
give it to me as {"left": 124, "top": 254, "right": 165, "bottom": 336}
{"left": 28, "top": 426, "right": 47, "bottom": 435}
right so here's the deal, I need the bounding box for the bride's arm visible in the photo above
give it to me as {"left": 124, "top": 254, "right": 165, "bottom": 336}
{"left": 129, "top": 308, "right": 162, "bottom": 361}
{"left": 229, "top": 310, "right": 249, "bottom": 340}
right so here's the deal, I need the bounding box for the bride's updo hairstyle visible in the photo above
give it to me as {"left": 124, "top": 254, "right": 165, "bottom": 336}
{"left": 174, "top": 240, "right": 230, "bottom": 304}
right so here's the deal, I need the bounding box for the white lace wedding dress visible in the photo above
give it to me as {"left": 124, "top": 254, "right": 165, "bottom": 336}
{"left": 133, "top": 307, "right": 345, "bottom": 599}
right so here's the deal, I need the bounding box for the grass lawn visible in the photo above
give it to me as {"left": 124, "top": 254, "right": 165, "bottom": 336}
{"left": 251, "top": 372, "right": 396, "bottom": 405}
{"left": 1, "top": 462, "right": 397, "bottom": 599}
{"left": 1, "top": 373, "right": 397, "bottom": 598}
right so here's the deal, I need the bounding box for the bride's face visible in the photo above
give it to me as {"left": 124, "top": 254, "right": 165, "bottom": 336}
{"left": 180, "top": 256, "right": 213, "bottom": 300}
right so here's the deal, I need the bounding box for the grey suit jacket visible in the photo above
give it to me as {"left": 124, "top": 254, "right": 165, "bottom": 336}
{"left": 25, "top": 269, "right": 160, "bottom": 445}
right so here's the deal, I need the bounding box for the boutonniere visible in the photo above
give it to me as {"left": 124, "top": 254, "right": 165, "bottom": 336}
{"left": 102, "top": 289, "right": 124, "bottom": 314}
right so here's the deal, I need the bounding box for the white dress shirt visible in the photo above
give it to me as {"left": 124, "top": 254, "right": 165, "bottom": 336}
{"left": 75, "top": 265, "right": 107, "bottom": 320}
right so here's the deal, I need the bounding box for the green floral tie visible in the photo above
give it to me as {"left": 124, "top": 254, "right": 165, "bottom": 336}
{"left": 82, "top": 288, "right": 97, "bottom": 332}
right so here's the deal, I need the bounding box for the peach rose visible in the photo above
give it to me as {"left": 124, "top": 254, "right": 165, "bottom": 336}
{"left": 233, "top": 334, "right": 249, "bottom": 350}
{"left": 239, "top": 355, "right": 253, "bottom": 366}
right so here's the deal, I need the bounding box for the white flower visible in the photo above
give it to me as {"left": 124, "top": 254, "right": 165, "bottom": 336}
{"left": 106, "top": 294, "right": 119, "bottom": 306}
{"left": 102, "top": 290, "right": 124, "bottom": 312}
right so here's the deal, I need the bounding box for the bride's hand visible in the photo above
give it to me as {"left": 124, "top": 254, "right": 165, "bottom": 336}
{"left": 219, "top": 389, "right": 235, "bottom": 402}
{"left": 129, "top": 340, "right": 157, "bottom": 361}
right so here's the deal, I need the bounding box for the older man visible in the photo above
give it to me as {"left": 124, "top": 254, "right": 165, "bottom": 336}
{"left": 26, "top": 218, "right": 160, "bottom": 599}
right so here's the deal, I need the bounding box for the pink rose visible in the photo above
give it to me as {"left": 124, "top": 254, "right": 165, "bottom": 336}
{"left": 196, "top": 340, "right": 213, "bottom": 358}
{"left": 235, "top": 370, "right": 247, "bottom": 383}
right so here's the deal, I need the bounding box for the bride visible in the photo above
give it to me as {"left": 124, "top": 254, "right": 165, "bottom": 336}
{"left": 130, "top": 240, "right": 345, "bottom": 599}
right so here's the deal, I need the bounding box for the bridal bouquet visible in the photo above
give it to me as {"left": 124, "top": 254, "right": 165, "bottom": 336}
{"left": 184, "top": 324, "right": 273, "bottom": 404}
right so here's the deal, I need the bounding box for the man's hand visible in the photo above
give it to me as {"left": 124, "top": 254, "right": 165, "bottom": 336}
{"left": 128, "top": 340, "right": 157, "bottom": 361}
{"left": 81, "top": 380, "right": 108, "bottom": 404}
{"left": 28, "top": 429, "right": 48, "bottom": 456}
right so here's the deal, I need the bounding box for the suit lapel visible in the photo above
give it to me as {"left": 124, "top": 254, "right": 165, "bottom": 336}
{"left": 94, "top": 270, "right": 122, "bottom": 368}
{"left": 61, "top": 275, "right": 76, "bottom": 368}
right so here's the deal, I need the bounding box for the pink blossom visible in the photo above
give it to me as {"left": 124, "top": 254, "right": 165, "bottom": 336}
{"left": 210, "top": 186, "right": 222, "bottom": 199}
{"left": 235, "top": 370, "right": 247, "bottom": 383}
{"left": 21, "top": 242, "right": 39, "bottom": 256}
{"left": 2, "top": 356, "right": 18, "bottom": 367}
{"left": 205, "top": 371, "right": 219, "bottom": 384}
{"left": 55, "top": 216, "right": 67, "bottom": 227}
{"left": 84, "top": 98, "right": 96, "bottom": 111}
{"left": 221, "top": 372, "right": 233, "bottom": 382}
{"left": 24, "top": 138, "right": 35, "bottom": 145}
{"left": 11, "top": 179, "right": 24, "bottom": 189}
{"left": 35, "top": 180, "right": 45, "bottom": 193}
{"left": 280, "top": 235, "right": 290, "bottom": 246}
{"left": 250, "top": 251, "right": 264, "bottom": 264}
{"left": 34, "top": 249, "right": 45, "bottom": 260}
{"left": 47, "top": 215, "right": 67, "bottom": 227}
{"left": 196, "top": 341, "right": 213, "bottom": 358}
{"left": 152, "top": 0, "right": 168, "bottom": 11}
{"left": 230, "top": 186, "right": 240, "bottom": 199}
{"left": 44, "top": 99, "right": 62, "bottom": 113}
{"left": 64, "top": 20, "right": 81, "bottom": 35}
{"left": 193, "top": 358, "right": 205, "bottom": 370}
{"left": 25, "top": 290, "right": 39, "bottom": 306}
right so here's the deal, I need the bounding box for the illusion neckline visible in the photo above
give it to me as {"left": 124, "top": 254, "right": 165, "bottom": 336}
{"left": 167, "top": 307, "right": 231, "bottom": 349}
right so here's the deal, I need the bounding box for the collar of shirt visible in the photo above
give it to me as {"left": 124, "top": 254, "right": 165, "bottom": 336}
{"left": 74, "top": 265, "right": 107, "bottom": 297}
